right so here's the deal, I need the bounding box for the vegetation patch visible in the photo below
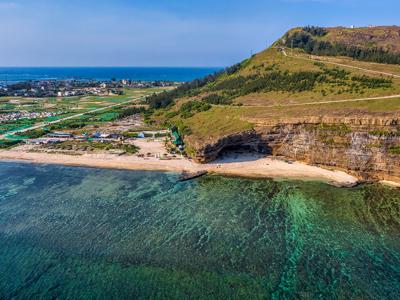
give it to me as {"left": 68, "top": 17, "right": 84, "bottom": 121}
{"left": 178, "top": 101, "right": 211, "bottom": 119}
{"left": 369, "top": 129, "right": 400, "bottom": 137}
{"left": 283, "top": 27, "right": 400, "bottom": 65}
{"left": 119, "top": 107, "right": 147, "bottom": 119}
{"left": 202, "top": 94, "right": 232, "bottom": 105}
{"left": 146, "top": 62, "right": 247, "bottom": 109}
{"left": 46, "top": 141, "right": 139, "bottom": 154}
{"left": 0, "top": 139, "right": 21, "bottom": 149}
{"left": 15, "top": 129, "right": 48, "bottom": 139}
{"left": 388, "top": 146, "right": 400, "bottom": 155}
{"left": 306, "top": 123, "right": 352, "bottom": 136}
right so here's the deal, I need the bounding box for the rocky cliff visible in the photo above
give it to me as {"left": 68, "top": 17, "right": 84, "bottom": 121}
{"left": 191, "top": 117, "right": 400, "bottom": 183}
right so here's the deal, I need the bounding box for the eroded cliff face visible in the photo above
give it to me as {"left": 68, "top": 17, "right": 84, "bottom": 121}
{"left": 191, "top": 117, "right": 400, "bottom": 182}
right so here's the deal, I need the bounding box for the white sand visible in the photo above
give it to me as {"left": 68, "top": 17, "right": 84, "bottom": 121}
{"left": 0, "top": 143, "right": 358, "bottom": 187}
{"left": 380, "top": 180, "right": 400, "bottom": 188}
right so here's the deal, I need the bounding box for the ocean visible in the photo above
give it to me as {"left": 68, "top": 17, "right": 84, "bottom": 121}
{"left": 0, "top": 162, "right": 399, "bottom": 299}
{"left": 0, "top": 67, "right": 222, "bottom": 84}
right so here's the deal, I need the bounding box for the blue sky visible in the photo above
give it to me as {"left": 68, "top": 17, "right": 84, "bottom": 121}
{"left": 0, "top": 0, "right": 399, "bottom": 67}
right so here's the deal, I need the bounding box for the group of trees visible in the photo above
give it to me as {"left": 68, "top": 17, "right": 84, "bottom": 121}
{"left": 202, "top": 94, "right": 232, "bottom": 105}
{"left": 302, "top": 26, "right": 328, "bottom": 37}
{"left": 146, "top": 62, "right": 247, "bottom": 109}
{"left": 118, "top": 106, "right": 146, "bottom": 119}
{"left": 0, "top": 139, "right": 21, "bottom": 149}
{"left": 314, "top": 62, "right": 393, "bottom": 89}
{"left": 209, "top": 70, "right": 324, "bottom": 96}
{"left": 350, "top": 75, "right": 392, "bottom": 89}
{"left": 15, "top": 129, "right": 47, "bottom": 139}
{"left": 179, "top": 101, "right": 211, "bottom": 118}
{"left": 204, "top": 64, "right": 392, "bottom": 100}
{"left": 284, "top": 29, "right": 400, "bottom": 65}
{"left": 7, "top": 82, "right": 33, "bottom": 91}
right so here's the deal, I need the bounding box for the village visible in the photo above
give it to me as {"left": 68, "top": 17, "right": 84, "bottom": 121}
{"left": 11, "top": 110, "right": 186, "bottom": 162}
{"left": 0, "top": 79, "right": 179, "bottom": 98}
{"left": 0, "top": 110, "right": 59, "bottom": 122}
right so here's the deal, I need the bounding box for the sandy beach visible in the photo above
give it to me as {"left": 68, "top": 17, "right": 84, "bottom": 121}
{"left": 0, "top": 142, "right": 359, "bottom": 187}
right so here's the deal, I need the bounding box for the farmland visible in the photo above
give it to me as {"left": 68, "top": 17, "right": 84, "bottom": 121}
{"left": 0, "top": 88, "right": 166, "bottom": 138}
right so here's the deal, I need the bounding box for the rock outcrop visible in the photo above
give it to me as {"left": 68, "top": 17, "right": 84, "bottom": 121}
{"left": 191, "top": 117, "right": 400, "bottom": 183}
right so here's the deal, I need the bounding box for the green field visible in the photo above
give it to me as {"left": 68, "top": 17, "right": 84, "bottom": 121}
{"left": 0, "top": 88, "right": 165, "bottom": 138}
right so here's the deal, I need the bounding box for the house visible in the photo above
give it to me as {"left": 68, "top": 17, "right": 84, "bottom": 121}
{"left": 47, "top": 132, "right": 73, "bottom": 138}
{"left": 170, "top": 127, "right": 183, "bottom": 146}
{"left": 100, "top": 133, "right": 111, "bottom": 139}
{"left": 91, "top": 132, "right": 102, "bottom": 139}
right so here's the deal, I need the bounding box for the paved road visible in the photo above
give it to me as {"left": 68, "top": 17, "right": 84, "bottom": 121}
{"left": 1, "top": 94, "right": 152, "bottom": 139}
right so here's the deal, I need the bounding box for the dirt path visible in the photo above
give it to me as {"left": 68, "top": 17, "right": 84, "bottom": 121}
{"left": 242, "top": 94, "right": 400, "bottom": 108}
{"left": 230, "top": 48, "right": 400, "bottom": 108}
{"left": 281, "top": 48, "right": 400, "bottom": 78}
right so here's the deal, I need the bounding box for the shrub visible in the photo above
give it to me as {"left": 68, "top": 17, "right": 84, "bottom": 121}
{"left": 303, "top": 26, "right": 328, "bottom": 37}
{"left": 15, "top": 129, "right": 48, "bottom": 139}
{"left": 202, "top": 94, "right": 232, "bottom": 105}
{"left": 0, "top": 139, "right": 21, "bottom": 149}
{"left": 119, "top": 107, "right": 146, "bottom": 119}
{"left": 179, "top": 101, "right": 211, "bottom": 118}
{"left": 284, "top": 30, "right": 400, "bottom": 65}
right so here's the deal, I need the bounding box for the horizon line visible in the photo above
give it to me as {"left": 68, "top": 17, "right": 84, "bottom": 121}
{"left": 0, "top": 66, "right": 225, "bottom": 69}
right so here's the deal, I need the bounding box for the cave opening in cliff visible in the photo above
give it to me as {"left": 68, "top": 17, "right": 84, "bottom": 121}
{"left": 216, "top": 144, "right": 272, "bottom": 162}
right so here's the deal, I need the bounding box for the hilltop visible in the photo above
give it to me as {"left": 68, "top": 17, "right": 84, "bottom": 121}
{"left": 281, "top": 26, "right": 400, "bottom": 64}
{"left": 147, "top": 26, "right": 400, "bottom": 138}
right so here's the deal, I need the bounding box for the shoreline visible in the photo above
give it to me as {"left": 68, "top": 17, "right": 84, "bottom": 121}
{"left": 0, "top": 148, "right": 361, "bottom": 187}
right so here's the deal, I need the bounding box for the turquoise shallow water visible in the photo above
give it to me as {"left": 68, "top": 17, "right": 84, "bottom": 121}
{"left": 0, "top": 162, "right": 399, "bottom": 299}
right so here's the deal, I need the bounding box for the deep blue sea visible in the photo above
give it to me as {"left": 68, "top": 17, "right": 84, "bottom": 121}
{"left": 0, "top": 67, "right": 222, "bottom": 83}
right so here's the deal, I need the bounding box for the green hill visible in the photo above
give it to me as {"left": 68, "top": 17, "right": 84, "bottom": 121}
{"left": 146, "top": 26, "right": 400, "bottom": 150}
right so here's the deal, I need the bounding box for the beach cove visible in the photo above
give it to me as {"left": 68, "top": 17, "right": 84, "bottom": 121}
{"left": 0, "top": 141, "right": 358, "bottom": 187}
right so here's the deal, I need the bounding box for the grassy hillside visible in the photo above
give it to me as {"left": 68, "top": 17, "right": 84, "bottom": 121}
{"left": 146, "top": 26, "right": 400, "bottom": 146}
{"left": 281, "top": 26, "right": 400, "bottom": 64}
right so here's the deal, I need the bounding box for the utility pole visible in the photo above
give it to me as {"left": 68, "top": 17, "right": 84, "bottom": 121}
{"left": 291, "top": 39, "right": 294, "bottom": 56}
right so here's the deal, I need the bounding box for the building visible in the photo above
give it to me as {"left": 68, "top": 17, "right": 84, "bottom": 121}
{"left": 47, "top": 132, "right": 73, "bottom": 138}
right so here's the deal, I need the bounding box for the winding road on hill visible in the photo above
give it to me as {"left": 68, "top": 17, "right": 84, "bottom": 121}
{"left": 1, "top": 94, "right": 151, "bottom": 139}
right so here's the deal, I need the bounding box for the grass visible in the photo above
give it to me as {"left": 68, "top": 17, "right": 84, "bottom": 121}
{"left": 165, "top": 48, "right": 400, "bottom": 109}
{"left": 181, "top": 107, "right": 253, "bottom": 143}
{"left": 46, "top": 141, "right": 140, "bottom": 154}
